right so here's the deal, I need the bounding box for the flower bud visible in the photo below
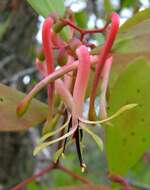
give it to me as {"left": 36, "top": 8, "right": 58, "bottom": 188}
{"left": 57, "top": 48, "right": 68, "bottom": 66}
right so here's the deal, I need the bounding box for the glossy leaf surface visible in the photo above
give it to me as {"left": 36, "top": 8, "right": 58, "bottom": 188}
{"left": 111, "top": 8, "right": 150, "bottom": 87}
{"left": 106, "top": 59, "right": 150, "bottom": 174}
{"left": 27, "top": 0, "right": 65, "bottom": 17}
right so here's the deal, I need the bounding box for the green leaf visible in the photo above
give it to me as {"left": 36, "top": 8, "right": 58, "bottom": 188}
{"left": 27, "top": 0, "right": 65, "bottom": 17}
{"left": 74, "top": 11, "right": 87, "bottom": 29}
{"left": 81, "top": 125, "right": 103, "bottom": 152}
{"left": 27, "top": 0, "right": 69, "bottom": 41}
{"left": 110, "top": 9, "right": 150, "bottom": 87}
{"left": 0, "top": 84, "right": 48, "bottom": 131}
{"left": 113, "top": 8, "right": 150, "bottom": 55}
{"left": 104, "top": 0, "right": 113, "bottom": 13}
{"left": 94, "top": 33, "right": 105, "bottom": 46}
{"left": 119, "top": 8, "right": 150, "bottom": 32}
{"left": 27, "top": 182, "right": 39, "bottom": 190}
{"left": 114, "top": 18, "right": 150, "bottom": 54}
{"left": 106, "top": 58, "right": 150, "bottom": 174}
{"left": 120, "top": 0, "right": 137, "bottom": 8}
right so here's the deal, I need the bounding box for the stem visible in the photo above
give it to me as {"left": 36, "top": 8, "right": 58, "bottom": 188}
{"left": 108, "top": 172, "right": 133, "bottom": 190}
{"left": 58, "top": 164, "right": 92, "bottom": 184}
{"left": 11, "top": 162, "right": 92, "bottom": 190}
{"left": 11, "top": 163, "right": 55, "bottom": 190}
{"left": 89, "top": 12, "right": 119, "bottom": 120}
{"left": 128, "top": 179, "right": 150, "bottom": 190}
{"left": 61, "top": 18, "right": 109, "bottom": 41}
{"left": 61, "top": 18, "right": 83, "bottom": 34}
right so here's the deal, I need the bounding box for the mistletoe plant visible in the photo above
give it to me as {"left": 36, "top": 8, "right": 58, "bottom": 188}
{"left": 1, "top": 1, "right": 150, "bottom": 190}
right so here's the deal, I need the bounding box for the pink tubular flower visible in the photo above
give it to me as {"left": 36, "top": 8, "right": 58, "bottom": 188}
{"left": 42, "top": 17, "right": 54, "bottom": 74}
{"left": 72, "top": 45, "right": 91, "bottom": 119}
{"left": 89, "top": 12, "right": 119, "bottom": 120}
{"left": 16, "top": 56, "right": 100, "bottom": 117}
{"left": 70, "top": 45, "right": 91, "bottom": 171}
{"left": 64, "top": 56, "right": 75, "bottom": 92}
{"left": 35, "top": 55, "right": 74, "bottom": 113}
{"left": 99, "top": 56, "right": 113, "bottom": 119}
{"left": 42, "top": 16, "right": 54, "bottom": 118}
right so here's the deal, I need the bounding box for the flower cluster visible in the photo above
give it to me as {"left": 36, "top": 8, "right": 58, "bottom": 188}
{"left": 16, "top": 9, "right": 136, "bottom": 173}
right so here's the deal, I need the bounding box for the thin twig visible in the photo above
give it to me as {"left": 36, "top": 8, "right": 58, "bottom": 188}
{"left": 61, "top": 18, "right": 108, "bottom": 41}
{"left": 11, "top": 161, "right": 92, "bottom": 190}
{"left": 11, "top": 163, "right": 54, "bottom": 190}
{"left": 58, "top": 164, "right": 92, "bottom": 185}
{"left": 128, "top": 179, "right": 150, "bottom": 190}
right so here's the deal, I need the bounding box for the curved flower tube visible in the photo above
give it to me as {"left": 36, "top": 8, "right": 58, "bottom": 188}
{"left": 99, "top": 56, "right": 113, "bottom": 119}
{"left": 16, "top": 62, "right": 78, "bottom": 117}
{"left": 89, "top": 12, "right": 119, "bottom": 120}
{"left": 55, "top": 79, "right": 74, "bottom": 111}
{"left": 42, "top": 17, "right": 54, "bottom": 75}
{"left": 16, "top": 56, "right": 99, "bottom": 117}
{"left": 71, "top": 45, "right": 91, "bottom": 170}
{"left": 72, "top": 45, "right": 91, "bottom": 119}
{"left": 42, "top": 16, "right": 54, "bottom": 119}
{"left": 64, "top": 56, "right": 74, "bottom": 92}
{"left": 35, "top": 57, "right": 75, "bottom": 113}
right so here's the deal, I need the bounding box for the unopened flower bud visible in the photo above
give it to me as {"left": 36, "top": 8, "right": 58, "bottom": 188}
{"left": 57, "top": 48, "right": 68, "bottom": 66}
